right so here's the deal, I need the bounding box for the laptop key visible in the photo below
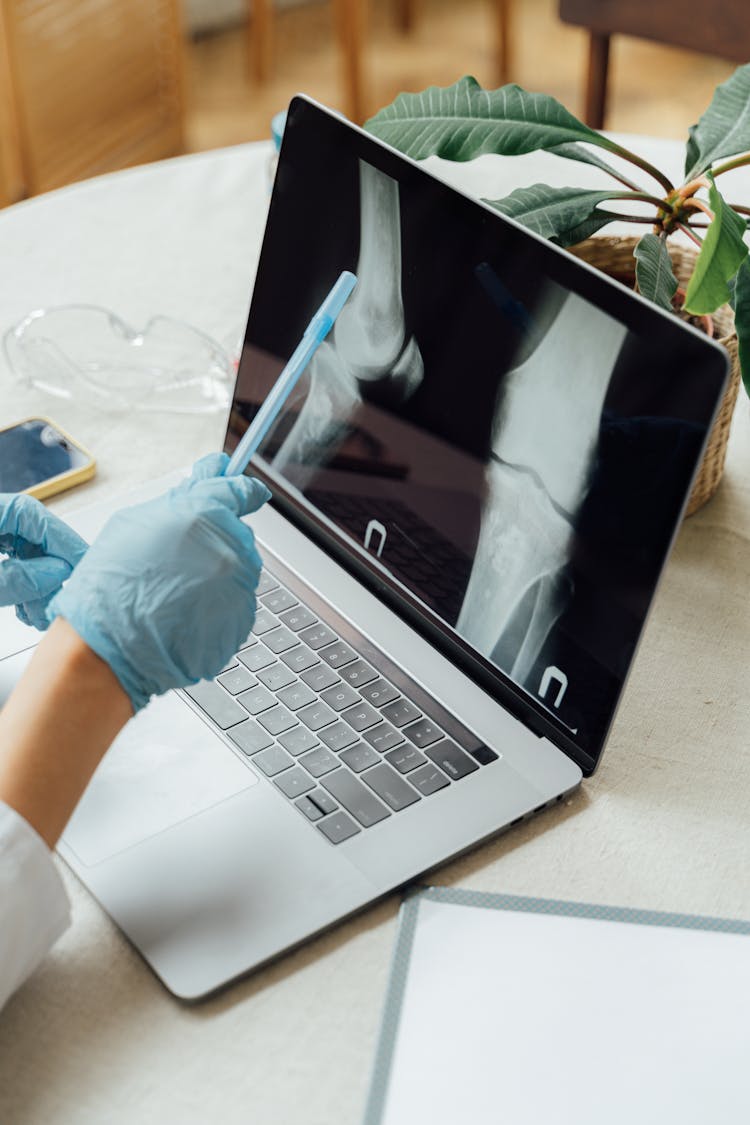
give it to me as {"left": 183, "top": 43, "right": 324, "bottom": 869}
{"left": 298, "top": 700, "right": 337, "bottom": 731}
{"left": 279, "top": 605, "right": 317, "bottom": 632}
{"left": 322, "top": 770, "right": 391, "bottom": 827}
{"left": 300, "top": 663, "right": 339, "bottom": 692}
{"left": 339, "top": 742, "right": 380, "bottom": 774}
{"left": 238, "top": 645, "right": 276, "bottom": 673}
{"left": 385, "top": 744, "right": 428, "bottom": 774}
{"left": 280, "top": 646, "right": 319, "bottom": 674}
{"left": 469, "top": 745, "right": 500, "bottom": 765}
{"left": 257, "top": 662, "right": 296, "bottom": 691}
{"left": 185, "top": 681, "right": 246, "bottom": 729}
{"left": 257, "top": 704, "right": 297, "bottom": 735}
{"left": 317, "top": 811, "right": 360, "bottom": 844}
{"left": 217, "top": 665, "right": 257, "bottom": 696}
{"left": 299, "top": 747, "right": 340, "bottom": 778}
{"left": 319, "top": 641, "right": 357, "bottom": 669}
{"left": 295, "top": 795, "right": 324, "bottom": 821}
{"left": 320, "top": 682, "right": 360, "bottom": 712}
{"left": 275, "top": 767, "right": 316, "bottom": 799}
{"left": 261, "top": 587, "right": 297, "bottom": 614}
{"left": 308, "top": 789, "right": 338, "bottom": 816}
{"left": 299, "top": 622, "right": 337, "bottom": 650}
{"left": 424, "top": 740, "right": 479, "bottom": 780}
{"left": 408, "top": 763, "right": 450, "bottom": 796}
{"left": 237, "top": 684, "right": 276, "bottom": 715}
{"left": 341, "top": 701, "right": 381, "bottom": 732}
{"left": 255, "top": 570, "right": 279, "bottom": 596}
{"left": 359, "top": 678, "right": 399, "bottom": 708}
{"left": 363, "top": 723, "right": 404, "bottom": 753}
{"left": 264, "top": 626, "right": 299, "bottom": 655}
{"left": 403, "top": 718, "right": 444, "bottom": 749}
{"left": 361, "top": 763, "right": 420, "bottom": 811}
{"left": 318, "top": 721, "right": 359, "bottom": 752}
{"left": 253, "top": 745, "right": 295, "bottom": 777}
{"left": 339, "top": 660, "right": 378, "bottom": 689}
{"left": 252, "top": 608, "right": 278, "bottom": 635}
{"left": 277, "top": 682, "right": 317, "bottom": 711}
{"left": 381, "top": 698, "right": 422, "bottom": 728}
{"left": 228, "top": 719, "right": 275, "bottom": 756}
{"left": 278, "top": 725, "right": 319, "bottom": 756}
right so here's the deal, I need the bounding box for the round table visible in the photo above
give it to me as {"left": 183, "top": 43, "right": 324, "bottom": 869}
{"left": 1, "top": 137, "right": 749, "bottom": 1125}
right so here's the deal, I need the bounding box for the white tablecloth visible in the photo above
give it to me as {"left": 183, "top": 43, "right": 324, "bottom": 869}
{"left": 0, "top": 137, "right": 749, "bottom": 1125}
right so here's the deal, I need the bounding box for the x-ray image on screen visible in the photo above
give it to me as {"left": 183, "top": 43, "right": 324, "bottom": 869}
{"left": 226, "top": 101, "right": 721, "bottom": 759}
{"left": 271, "top": 159, "right": 424, "bottom": 479}
{"left": 458, "top": 283, "right": 626, "bottom": 686}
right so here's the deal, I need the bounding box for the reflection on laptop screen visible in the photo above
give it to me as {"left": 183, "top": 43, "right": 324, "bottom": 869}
{"left": 226, "top": 97, "right": 725, "bottom": 767}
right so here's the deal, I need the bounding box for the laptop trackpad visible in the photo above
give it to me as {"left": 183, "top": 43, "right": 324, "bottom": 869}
{"left": 63, "top": 692, "right": 257, "bottom": 867}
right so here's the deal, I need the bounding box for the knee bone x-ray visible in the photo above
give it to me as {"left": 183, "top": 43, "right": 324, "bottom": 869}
{"left": 229, "top": 125, "right": 713, "bottom": 756}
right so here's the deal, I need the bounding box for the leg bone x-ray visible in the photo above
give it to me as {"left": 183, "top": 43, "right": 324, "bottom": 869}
{"left": 457, "top": 291, "right": 627, "bottom": 686}
{"left": 272, "top": 160, "right": 424, "bottom": 475}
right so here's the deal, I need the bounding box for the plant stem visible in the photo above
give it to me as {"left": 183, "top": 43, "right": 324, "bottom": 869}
{"left": 595, "top": 138, "right": 675, "bottom": 194}
{"left": 729, "top": 203, "right": 750, "bottom": 216}
{"left": 596, "top": 211, "right": 659, "bottom": 224}
{"left": 682, "top": 198, "right": 714, "bottom": 220}
{"left": 711, "top": 152, "right": 750, "bottom": 177}
{"left": 614, "top": 190, "right": 672, "bottom": 211}
{"left": 675, "top": 176, "right": 710, "bottom": 201}
{"left": 676, "top": 222, "right": 703, "bottom": 247}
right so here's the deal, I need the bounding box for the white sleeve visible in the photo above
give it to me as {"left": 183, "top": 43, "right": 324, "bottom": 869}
{"left": 0, "top": 801, "right": 71, "bottom": 1010}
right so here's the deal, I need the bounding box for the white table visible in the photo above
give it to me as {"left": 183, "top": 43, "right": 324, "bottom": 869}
{"left": 0, "top": 137, "right": 749, "bottom": 1125}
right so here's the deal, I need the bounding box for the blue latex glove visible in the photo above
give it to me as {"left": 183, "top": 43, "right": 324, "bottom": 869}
{"left": 48, "top": 453, "right": 271, "bottom": 713}
{"left": 0, "top": 493, "right": 88, "bottom": 630}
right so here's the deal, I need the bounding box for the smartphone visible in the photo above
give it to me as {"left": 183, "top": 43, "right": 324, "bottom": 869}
{"left": 0, "top": 417, "right": 96, "bottom": 500}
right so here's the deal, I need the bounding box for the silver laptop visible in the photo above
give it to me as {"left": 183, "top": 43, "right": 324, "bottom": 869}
{"left": 0, "top": 97, "right": 727, "bottom": 999}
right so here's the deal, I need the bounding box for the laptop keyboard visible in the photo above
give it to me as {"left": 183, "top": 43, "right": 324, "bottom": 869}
{"left": 182, "top": 557, "right": 498, "bottom": 845}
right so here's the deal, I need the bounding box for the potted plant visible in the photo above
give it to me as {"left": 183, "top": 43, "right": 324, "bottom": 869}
{"left": 365, "top": 68, "right": 750, "bottom": 513}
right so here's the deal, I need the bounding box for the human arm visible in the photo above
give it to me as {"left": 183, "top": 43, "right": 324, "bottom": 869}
{"left": 0, "top": 456, "right": 270, "bottom": 1006}
{"left": 0, "top": 618, "right": 132, "bottom": 848}
{"left": 0, "top": 619, "right": 131, "bottom": 1010}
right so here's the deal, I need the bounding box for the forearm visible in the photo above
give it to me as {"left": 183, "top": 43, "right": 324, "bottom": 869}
{"left": 0, "top": 618, "right": 133, "bottom": 847}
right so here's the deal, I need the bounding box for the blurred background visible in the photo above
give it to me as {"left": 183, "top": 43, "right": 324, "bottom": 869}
{"left": 0, "top": 0, "right": 743, "bottom": 206}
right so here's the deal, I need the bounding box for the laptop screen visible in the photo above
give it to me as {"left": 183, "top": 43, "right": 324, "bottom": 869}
{"left": 225, "top": 96, "right": 727, "bottom": 772}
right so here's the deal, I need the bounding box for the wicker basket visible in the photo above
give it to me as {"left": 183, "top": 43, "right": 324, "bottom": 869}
{"left": 569, "top": 235, "right": 740, "bottom": 517}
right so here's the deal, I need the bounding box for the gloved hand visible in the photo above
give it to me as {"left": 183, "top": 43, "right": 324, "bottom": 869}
{"left": 0, "top": 494, "right": 88, "bottom": 630}
{"left": 48, "top": 453, "right": 271, "bottom": 713}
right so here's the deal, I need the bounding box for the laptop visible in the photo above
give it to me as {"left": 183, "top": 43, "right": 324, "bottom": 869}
{"left": 0, "top": 96, "right": 727, "bottom": 999}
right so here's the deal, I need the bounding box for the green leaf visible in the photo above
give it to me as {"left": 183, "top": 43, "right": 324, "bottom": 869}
{"left": 684, "top": 63, "right": 750, "bottom": 180}
{"left": 482, "top": 184, "right": 623, "bottom": 246}
{"left": 633, "top": 233, "right": 678, "bottom": 312}
{"left": 364, "top": 76, "right": 607, "bottom": 162}
{"left": 684, "top": 179, "right": 748, "bottom": 315}
{"left": 733, "top": 256, "right": 750, "bottom": 397}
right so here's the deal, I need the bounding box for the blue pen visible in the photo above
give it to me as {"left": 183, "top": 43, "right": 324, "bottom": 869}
{"left": 225, "top": 270, "right": 357, "bottom": 476}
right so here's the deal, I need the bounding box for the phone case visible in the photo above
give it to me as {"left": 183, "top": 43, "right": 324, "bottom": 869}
{"left": 0, "top": 416, "right": 97, "bottom": 501}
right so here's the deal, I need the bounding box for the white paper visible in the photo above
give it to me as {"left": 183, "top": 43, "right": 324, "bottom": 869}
{"left": 379, "top": 896, "right": 750, "bottom": 1124}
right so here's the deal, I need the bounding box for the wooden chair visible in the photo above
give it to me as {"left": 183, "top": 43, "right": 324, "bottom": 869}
{"left": 0, "top": 0, "right": 185, "bottom": 198}
{"left": 247, "top": 0, "right": 513, "bottom": 125}
{"left": 559, "top": 0, "right": 750, "bottom": 130}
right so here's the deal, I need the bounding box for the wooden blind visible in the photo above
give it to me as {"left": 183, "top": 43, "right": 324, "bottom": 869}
{"left": 0, "top": 0, "right": 185, "bottom": 197}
